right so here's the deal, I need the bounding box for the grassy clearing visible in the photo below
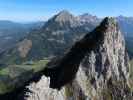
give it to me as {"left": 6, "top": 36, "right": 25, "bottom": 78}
{"left": 29, "top": 59, "right": 49, "bottom": 72}
{"left": 0, "top": 68, "right": 10, "bottom": 76}
{"left": 0, "top": 59, "right": 49, "bottom": 94}
{"left": 0, "top": 59, "right": 49, "bottom": 77}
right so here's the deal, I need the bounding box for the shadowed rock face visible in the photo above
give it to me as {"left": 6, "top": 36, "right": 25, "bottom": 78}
{"left": 43, "top": 17, "right": 112, "bottom": 90}
{"left": 26, "top": 17, "right": 132, "bottom": 100}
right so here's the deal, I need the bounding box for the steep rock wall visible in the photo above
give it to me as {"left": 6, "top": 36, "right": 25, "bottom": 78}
{"left": 26, "top": 17, "right": 132, "bottom": 100}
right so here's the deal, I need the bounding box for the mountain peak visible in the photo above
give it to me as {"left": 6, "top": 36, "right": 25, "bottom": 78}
{"left": 44, "top": 10, "right": 80, "bottom": 30}
{"left": 57, "top": 10, "right": 71, "bottom": 16}
{"left": 79, "top": 13, "right": 96, "bottom": 18}
{"left": 54, "top": 10, "right": 75, "bottom": 23}
{"left": 101, "top": 17, "right": 117, "bottom": 25}
{"left": 78, "top": 13, "right": 101, "bottom": 25}
{"left": 97, "top": 17, "right": 118, "bottom": 33}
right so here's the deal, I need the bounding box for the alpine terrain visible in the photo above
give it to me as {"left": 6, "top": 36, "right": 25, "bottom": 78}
{"left": 25, "top": 17, "right": 132, "bottom": 100}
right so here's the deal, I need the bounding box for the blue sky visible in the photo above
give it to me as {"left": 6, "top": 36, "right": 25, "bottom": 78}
{"left": 0, "top": 0, "right": 132, "bottom": 22}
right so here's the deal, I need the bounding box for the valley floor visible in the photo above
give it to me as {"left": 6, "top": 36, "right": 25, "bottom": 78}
{"left": 0, "top": 59, "right": 49, "bottom": 94}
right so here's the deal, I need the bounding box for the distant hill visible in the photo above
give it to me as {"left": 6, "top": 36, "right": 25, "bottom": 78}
{"left": 117, "top": 16, "right": 133, "bottom": 37}
{"left": 125, "top": 37, "right": 133, "bottom": 58}
{"left": 0, "top": 20, "right": 44, "bottom": 53}
{"left": 116, "top": 16, "right": 133, "bottom": 58}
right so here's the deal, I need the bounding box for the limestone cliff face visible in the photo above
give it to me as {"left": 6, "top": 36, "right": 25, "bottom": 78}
{"left": 79, "top": 18, "right": 131, "bottom": 99}
{"left": 26, "top": 18, "right": 132, "bottom": 100}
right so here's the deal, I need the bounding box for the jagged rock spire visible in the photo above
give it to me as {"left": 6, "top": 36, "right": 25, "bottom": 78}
{"left": 78, "top": 17, "right": 131, "bottom": 99}
{"left": 43, "top": 17, "right": 129, "bottom": 90}
{"left": 26, "top": 17, "right": 132, "bottom": 100}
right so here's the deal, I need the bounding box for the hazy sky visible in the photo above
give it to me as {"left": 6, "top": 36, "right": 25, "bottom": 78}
{"left": 0, "top": 0, "right": 132, "bottom": 22}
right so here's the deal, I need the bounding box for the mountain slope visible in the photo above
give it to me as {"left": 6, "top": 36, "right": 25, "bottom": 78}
{"left": 1, "top": 11, "right": 133, "bottom": 64}
{"left": 78, "top": 14, "right": 133, "bottom": 37}
{"left": 116, "top": 16, "right": 133, "bottom": 58}
{"left": 77, "top": 14, "right": 133, "bottom": 58}
{"left": 0, "top": 20, "right": 28, "bottom": 53}
{"left": 125, "top": 37, "right": 133, "bottom": 58}
{"left": 0, "top": 20, "right": 44, "bottom": 54}
{"left": 0, "top": 11, "right": 96, "bottom": 65}
{"left": 78, "top": 13, "right": 101, "bottom": 26}
{"left": 26, "top": 17, "right": 132, "bottom": 100}
{"left": 117, "top": 16, "right": 133, "bottom": 37}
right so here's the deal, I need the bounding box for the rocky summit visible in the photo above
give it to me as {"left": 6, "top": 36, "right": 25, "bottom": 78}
{"left": 25, "top": 17, "right": 132, "bottom": 100}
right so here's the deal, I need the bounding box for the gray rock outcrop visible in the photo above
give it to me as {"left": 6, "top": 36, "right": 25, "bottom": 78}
{"left": 26, "top": 17, "right": 132, "bottom": 100}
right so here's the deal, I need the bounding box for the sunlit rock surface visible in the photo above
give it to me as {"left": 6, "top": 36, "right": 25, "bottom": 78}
{"left": 26, "top": 17, "right": 132, "bottom": 100}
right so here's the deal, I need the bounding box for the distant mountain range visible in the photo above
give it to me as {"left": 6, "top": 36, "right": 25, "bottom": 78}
{"left": 0, "top": 10, "right": 133, "bottom": 65}
{"left": 0, "top": 20, "right": 44, "bottom": 53}
{"left": 0, "top": 11, "right": 97, "bottom": 64}
{"left": 117, "top": 16, "right": 133, "bottom": 37}
{"left": 0, "top": 20, "right": 44, "bottom": 36}
{"left": 77, "top": 14, "right": 133, "bottom": 37}
{"left": 0, "top": 11, "right": 133, "bottom": 98}
{"left": 78, "top": 14, "right": 133, "bottom": 57}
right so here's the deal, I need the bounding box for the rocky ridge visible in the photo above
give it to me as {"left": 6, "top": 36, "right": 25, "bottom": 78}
{"left": 26, "top": 17, "right": 132, "bottom": 100}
